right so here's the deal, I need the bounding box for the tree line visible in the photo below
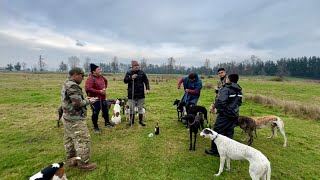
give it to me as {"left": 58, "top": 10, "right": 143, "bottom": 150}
{"left": 3, "top": 55, "right": 320, "bottom": 79}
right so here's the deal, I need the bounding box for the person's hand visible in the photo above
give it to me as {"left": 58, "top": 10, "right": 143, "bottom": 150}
{"left": 146, "top": 90, "right": 150, "bottom": 94}
{"left": 185, "top": 89, "right": 190, "bottom": 93}
{"left": 177, "top": 86, "right": 181, "bottom": 89}
{"left": 132, "top": 74, "right": 138, "bottom": 79}
{"left": 100, "top": 88, "right": 106, "bottom": 95}
{"left": 88, "top": 97, "right": 98, "bottom": 104}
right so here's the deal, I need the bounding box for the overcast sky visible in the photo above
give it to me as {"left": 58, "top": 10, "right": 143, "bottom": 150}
{"left": 1, "top": 0, "right": 320, "bottom": 70}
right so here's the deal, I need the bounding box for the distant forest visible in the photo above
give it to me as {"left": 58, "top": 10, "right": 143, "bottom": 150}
{"left": 3, "top": 55, "right": 320, "bottom": 79}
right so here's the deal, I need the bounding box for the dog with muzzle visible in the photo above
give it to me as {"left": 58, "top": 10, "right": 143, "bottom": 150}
{"left": 200, "top": 128, "right": 271, "bottom": 179}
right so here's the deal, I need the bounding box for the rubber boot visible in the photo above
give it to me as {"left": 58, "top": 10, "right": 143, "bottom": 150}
{"left": 127, "top": 114, "right": 134, "bottom": 127}
{"left": 139, "top": 114, "right": 146, "bottom": 126}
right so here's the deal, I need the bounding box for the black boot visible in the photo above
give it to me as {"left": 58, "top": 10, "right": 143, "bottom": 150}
{"left": 127, "top": 114, "right": 134, "bottom": 127}
{"left": 205, "top": 140, "right": 219, "bottom": 157}
{"left": 139, "top": 114, "right": 146, "bottom": 126}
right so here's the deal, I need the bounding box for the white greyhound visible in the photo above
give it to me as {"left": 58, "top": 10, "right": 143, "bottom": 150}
{"left": 200, "top": 128, "right": 271, "bottom": 180}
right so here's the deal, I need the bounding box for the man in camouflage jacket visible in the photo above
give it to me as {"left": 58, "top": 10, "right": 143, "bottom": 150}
{"left": 61, "top": 67, "right": 98, "bottom": 171}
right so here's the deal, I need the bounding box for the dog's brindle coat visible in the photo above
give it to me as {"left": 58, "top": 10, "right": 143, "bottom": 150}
{"left": 182, "top": 114, "right": 204, "bottom": 151}
{"left": 238, "top": 115, "right": 287, "bottom": 147}
{"left": 237, "top": 116, "right": 257, "bottom": 146}
{"left": 200, "top": 128, "right": 271, "bottom": 179}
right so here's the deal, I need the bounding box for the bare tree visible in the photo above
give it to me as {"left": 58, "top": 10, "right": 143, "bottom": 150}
{"left": 38, "top": 55, "right": 47, "bottom": 71}
{"left": 111, "top": 56, "right": 119, "bottom": 74}
{"left": 140, "top": 58, "right": 147, "bottom": 70}
{"left": 83, "top": 57, "right": 91, "bottom": 72}
{"left": 167, "top": 57, "right": 175, "bottom": 73}
{"left": 21, "top": 62, "right": 27, "bottom": 71}
{"left": 204, "top": 58, "right": 210, "bottom": 75}
{"left": 68, "top": 56, "right": 81, "bottom": 69}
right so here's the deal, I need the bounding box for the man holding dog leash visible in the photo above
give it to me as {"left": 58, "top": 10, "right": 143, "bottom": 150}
{"left": 124, "top": 60, "right": 150, "bottom": 127}
{"left": 177, "top": 73, "right": 203, "bottom": 123}
{"left": 85, "top": 63, "right": 114, "bottom": 133}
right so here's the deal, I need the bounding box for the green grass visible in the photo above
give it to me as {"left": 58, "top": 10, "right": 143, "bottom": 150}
{"left": 0, "top": 73, "right": 320, "bottom": 179}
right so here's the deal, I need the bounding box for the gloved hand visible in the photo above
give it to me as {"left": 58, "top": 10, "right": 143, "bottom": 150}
{"left": 146, "top": 90, "right": 150, "bottom": 94}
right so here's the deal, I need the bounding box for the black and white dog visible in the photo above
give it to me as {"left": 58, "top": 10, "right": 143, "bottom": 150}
{"left": 181, "top": 114, "right": 204, "bottom": 151}
{"left": 200, "top": 128, "right": 271, "bottom": 179}
{"left": 30, "top": 162, "right": 66, "bottom": 180}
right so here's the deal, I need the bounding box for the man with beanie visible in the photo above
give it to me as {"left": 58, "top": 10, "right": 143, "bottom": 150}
{"left": 61, "top": 67, "right": 98, "bottom": 170}
{"left": 205, "top": 74, "right": 242, "bottom": 156}
{"left": 123, "top": 60, "right": 150, "bottom": 127}
{"left": 85, "top": 63, "right": 113, "bottom": 132}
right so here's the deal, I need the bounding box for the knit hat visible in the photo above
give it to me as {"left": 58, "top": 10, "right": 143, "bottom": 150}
{"left": 131, "top": 60, "right": 139, "bottom": 67}
{"left": 69, "top": 67, "right": 84, "bottom": 75}
{"left": 90, "top": 63, "right": 99, "bottom": 73}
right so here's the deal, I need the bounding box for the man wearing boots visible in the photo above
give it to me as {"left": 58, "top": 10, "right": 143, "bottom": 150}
{"left": 61, "top": 67, "right": 98, "bottom": 170}
{"left": 85, "top": 63, "right": 114, "bottom": 133}
{"left": 124, "top": 60, "right": 150, "bottom": 127}
{"left": 205, "top": 74, "right": 242, "bottom": 156}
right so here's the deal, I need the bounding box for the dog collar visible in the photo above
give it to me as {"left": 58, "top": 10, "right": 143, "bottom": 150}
{"left": 212, "top": 134, "right": 218, "bottom": 141}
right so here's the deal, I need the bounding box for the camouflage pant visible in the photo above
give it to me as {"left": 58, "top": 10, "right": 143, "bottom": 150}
{"left": 62, "top": 117, "right": 91, "bottom": 164}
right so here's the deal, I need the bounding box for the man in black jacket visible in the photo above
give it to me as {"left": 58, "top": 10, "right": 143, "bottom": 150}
{"left": 205, "top": 74, "right": 242, "bottom": 156}
{"left": 124, "top": 60, "right": 150, "bottom": 127}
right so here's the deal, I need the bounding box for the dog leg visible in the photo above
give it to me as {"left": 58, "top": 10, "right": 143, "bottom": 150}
{"left": 278, "top": 127, "right": 287, "bottom": 147}
{"left": 214, "top": 156, "right": 226, "bottom": 176}
{"left": 193, "top": 133, "right": 197, "bottom": 151}
{"left": 189, "top": 130, "right": 193, "bottom": 150}
{"left": 226, "top": 157, "right": 231, "bottom": 171}
{"left": 268, "top": 125, "right": 276, "bottom": 138}
{"left": 248, "top": 130, "right": 254, "bottom": 146}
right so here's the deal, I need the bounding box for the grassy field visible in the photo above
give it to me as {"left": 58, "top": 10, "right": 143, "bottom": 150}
{"left": 0, "top": 72, "right": 320, "bottom": 180}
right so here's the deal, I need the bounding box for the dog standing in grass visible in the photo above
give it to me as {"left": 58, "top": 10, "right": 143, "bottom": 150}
{"left": 200, "top": 128, "right": 271, "bottom": 179}
{"left": 111, "top": 99, "right": 121, "bottom": 124}
{"left": 238, "top": 115, "right": 287, "bottom": 147}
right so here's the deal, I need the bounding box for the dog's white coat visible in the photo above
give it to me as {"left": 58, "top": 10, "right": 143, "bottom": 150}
{"left": 253, "top": 115, "right": 287, "bottom": 147}
{"left": 200, "top": 128, "right": 271, "bottom": 180}
{"left": 111, "top": 100, "right": 121, "bottom": 124}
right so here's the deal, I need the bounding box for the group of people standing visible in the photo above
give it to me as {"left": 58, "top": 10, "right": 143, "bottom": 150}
{"left": 177, "top": 68, "right": 243, "bottom": 157}
{"left": 59, "top": 61, "right": 242, "bottom": 171}
{"left": 60, "top": 60, "right": 150, "bottom": 170}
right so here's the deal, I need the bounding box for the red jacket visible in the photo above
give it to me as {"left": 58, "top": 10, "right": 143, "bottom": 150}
{"left": 85, "top": 74, "right": 108, "bottom": 100}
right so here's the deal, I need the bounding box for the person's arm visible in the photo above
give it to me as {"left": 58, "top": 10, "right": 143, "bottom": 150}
{"left": 143, "top": 72, "right": 150, "bottom": 91}
{"left": 177, "top": 78, "right": 184, "bottom": 89}
{"left": 186, "top": 79, "right": 202, "bottom": 94}
{"left": 69, "top": 84, "right": 90, "bottom": 108}
{"left": 103, "top": 76, "right": 108, "bottom": 88}
{"left": 85, "top": 76, "right": 100, "bottom": 94}
{"left": 123, "top": 71, "right": 132, "bottom": 84}
{"left": 214, "top": 87, "right": 229, "bottom": 109}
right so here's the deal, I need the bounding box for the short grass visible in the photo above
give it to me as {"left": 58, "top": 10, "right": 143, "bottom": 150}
{"left": 0, "top": 73, "right": 320, "bottom": 179}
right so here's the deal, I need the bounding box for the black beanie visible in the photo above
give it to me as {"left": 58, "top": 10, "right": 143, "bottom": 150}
{"left": 90, "top": 63, "right": 99, "bottom": 73}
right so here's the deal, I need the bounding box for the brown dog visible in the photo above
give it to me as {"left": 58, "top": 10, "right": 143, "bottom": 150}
{"left": 238, "top": 115, "right": 287, "bottom": 147}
